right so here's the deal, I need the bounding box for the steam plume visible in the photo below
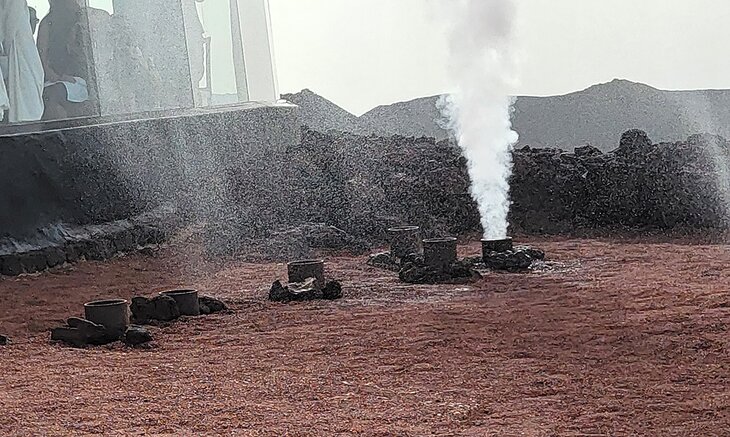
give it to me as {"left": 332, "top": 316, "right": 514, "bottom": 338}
{"left": 437, "top": 0, "right": 519, "bottom": 239}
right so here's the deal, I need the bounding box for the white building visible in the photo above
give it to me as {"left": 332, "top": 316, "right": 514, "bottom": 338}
{"left": 26, "top": 0, "right": 278, "bottom": 118}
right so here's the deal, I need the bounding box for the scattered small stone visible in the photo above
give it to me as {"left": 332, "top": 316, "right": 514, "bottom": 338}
{"left": 124, "top": 326, "right": 153, "bottom": 346}
{"left": 0, "top": 335, "right": 8, "bottom": 346}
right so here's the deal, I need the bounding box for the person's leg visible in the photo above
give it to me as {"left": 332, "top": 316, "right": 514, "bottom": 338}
{"left": 42, "top": 84, "right": 69, "bottom": 120}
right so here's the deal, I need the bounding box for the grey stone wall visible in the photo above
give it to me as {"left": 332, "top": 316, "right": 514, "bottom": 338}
{"left": 0, "top": 103, "right": 299, "bottom": 272}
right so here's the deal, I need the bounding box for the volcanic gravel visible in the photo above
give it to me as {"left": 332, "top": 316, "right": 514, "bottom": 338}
{"left": 0, "top": 238, "right": 729, "bottom": 435}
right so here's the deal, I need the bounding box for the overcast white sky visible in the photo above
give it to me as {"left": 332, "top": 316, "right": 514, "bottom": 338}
{"left": 26, "top": 0, "right": 730, "bottom": 115}
{"left": 269, "top": 0, "right": 730, "bottom": 114}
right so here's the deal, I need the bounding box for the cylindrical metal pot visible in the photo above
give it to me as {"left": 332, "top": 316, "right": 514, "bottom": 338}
{"left": 387, "top": 226, "right": 422, "bottom": 259}
{"left": 160, "top": 289, "right": 200, "bottom": 316}
{"left": 287, "top": 260, "right": 325, "bottom": 290}
{"left": 423, "top": 238, "right": 457, "bottom": 270}
{"left": 84, "top": 299, "right": 129, "bottom": 339}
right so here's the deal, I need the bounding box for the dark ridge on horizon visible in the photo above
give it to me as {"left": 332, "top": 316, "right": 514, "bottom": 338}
{"left": 283, "top": 79, "right": 730, "bottom": 151}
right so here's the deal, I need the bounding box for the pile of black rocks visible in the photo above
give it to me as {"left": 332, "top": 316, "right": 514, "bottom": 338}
{"left": 511, "top": 130, "right": 730, "bottom": 234}
{"left": 130, "top": 294, "right": 228, "bottom": 324}
{"left": 280, "top": 128, "right": 478, "bottom": 245}
{"left": 478, "top": 246, "right": 546, "bottom": 272}
{"left": 369, "top": 234, "right": 546, "bottom": 283}
{"left": 366, "top": 251, "right": 404, "bottom": 272}
{"left": 261, "top": 128, "right": 730, "bottom": 246}
{"left": 52, "top": 317, "right": 153, "bottom": 348}
{"left": 51, "top": 294, "right": 228, "bottom": 348}
{"left": 268, "top": 259, "right": 345, "bottom": 303}
{"left": 269, "top": 279, "right": 343, "bottom": 303}
{"left": 398, "top": 255, "right": 482, "bottom": 285}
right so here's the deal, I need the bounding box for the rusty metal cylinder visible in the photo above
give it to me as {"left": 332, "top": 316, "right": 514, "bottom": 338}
{"left": 423, "top": 237, "right": 457, "bottom": 270}
{"left": 160, "top": 289, "right": 200, "bottom": 316}
{"left": 287, "top": 259, "right": 325, "bottom": 290}
{"left": 481, "top": 237, "right": 513, "bottom": 257}
{"left": 387, "top": 226, "right": 422, "bottom": 259}
{"left": 84, "top": 299, "right": 129, "bottom": 339}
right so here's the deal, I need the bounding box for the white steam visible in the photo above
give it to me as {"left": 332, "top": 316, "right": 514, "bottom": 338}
{"left": 437, "top": 0, "right": 519, "bottom": 239}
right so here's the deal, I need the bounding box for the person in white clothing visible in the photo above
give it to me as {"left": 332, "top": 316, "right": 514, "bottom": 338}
{"left": 37, "top": 0, "right": 95, "bottom": 120}
{"left": 0, "top": 0, "right": 45, "bottom": 123}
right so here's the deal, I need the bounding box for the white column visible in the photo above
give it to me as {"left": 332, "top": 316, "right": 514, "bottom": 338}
{"left": 233, "top": 0, "right": 278, "bottom": 102}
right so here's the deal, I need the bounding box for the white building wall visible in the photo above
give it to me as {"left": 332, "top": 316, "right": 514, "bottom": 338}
{"left": 237, "top": 0, "right": 278, "bottom": 102}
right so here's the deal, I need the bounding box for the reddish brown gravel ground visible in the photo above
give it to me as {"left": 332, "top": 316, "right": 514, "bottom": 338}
{"left": 0, "top": 237, "right": 729, "bottom": 436}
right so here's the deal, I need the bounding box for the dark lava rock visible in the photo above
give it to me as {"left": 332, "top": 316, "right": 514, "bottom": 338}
{"left": 151, "top": 295, "right": 180, "bottom": 322}
{"left": 269, "top": 280, "right": 291, "bottom": 302}
{"left": 399, "top": 260, "right": 481, "bottom": 285}
{"left": 323, "top": 280, "right": 343, "bottom": 300}
{"left": 400, "top": 252, "right": 424, "bottom": 265}
{"left": 0, "top": 255, "right": 22, "bottom": 276}
{"left": 479, "top": 245, "right": 546, "bottom": 272}
{"left": 618, "top": 129, "right": 653, "bottom": 155}
{"left": 269, "top": 278, "right": 341, "bottom": 302}
{"left": 461, "top": 256, "right": 485, "bottom": 268}
{"left": 66, "top": 317, "right": 111, "bottom": 345}
{"left": 130, "top": 296, "right": 154, "bottom": 324}
{"left": 110, "top": 229, "right": 136, "bottom": 253}
{"left": 85, "top": 238, "right": 115, "bottom": 261}
{"left": 124, "top": 326, "right": 153, "bottom": 346}
{"left": 199, "top": 296, "right": 228, "bottom": 314}
{"left": 299, "top": 223, "right": 353, "bottom": 250}
{"left": 483, "top": 249, "right": 536, "bottom": 272}
{"left": 0, "top": 334, "right": 8, "bottom": 346}
{"left": 45, "top": 246, "right": 67, "bottom": 268}
{"left": 51, "top": 327, "right": 87, "bottom": 348}
{"left": 51, "top": 318, "right": 114, "bottom": 347}
{"left": 367, "top": 252, "right": 400, "bottom": 272}
{"left": 574, "top": 144, "right": 602, "bottom": 158}
{"left": 516, "top": 246, "right": 546, "bottom": 261}
{"left": 131, "top": 295, "right": 180, "bottom": 324}
{"left": 17, "top": 250, "right": 48, "bottom": 274}
{"left": 281, "top": 128, "right": 479, "bottom": 245}
{"left": 280, "top": 127, "right": 730, "bottom": 241}
{"left": 284, "top": 279, "right": 320, "bottom": 302}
